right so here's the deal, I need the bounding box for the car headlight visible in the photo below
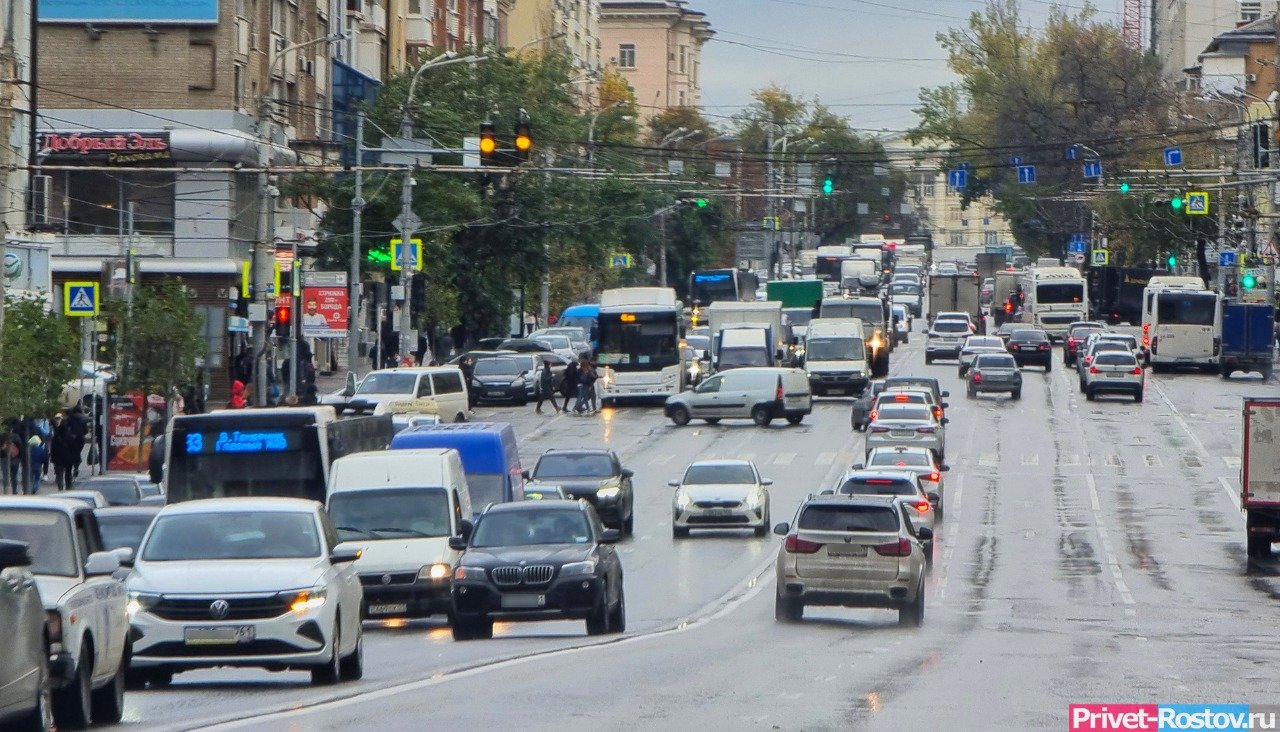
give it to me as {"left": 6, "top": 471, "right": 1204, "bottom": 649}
{"left": 675, "top": 490, "right": 692, "bottom": 509}
{"left": 126, "top": 592, "right": 161, "bottom": 618}
{"left": 454, "top": 565, "right": 485, "bottom": 581}
{"left": 419, "top": 563, "right": 451, "bottom": 581}
{"left": 745, "top": 491, "right": 763, "bottom": 509}
{"left": 280, "top": 587, "right": 328, "bottom": 614}
{"left": 512, "top": 376, "right": 527, "bottom": 387}
{"left": 560, "top": 560, "right": 597, "bottom": 577}
{"left": 597, "top": 485, "right": 622, "bottom": 500}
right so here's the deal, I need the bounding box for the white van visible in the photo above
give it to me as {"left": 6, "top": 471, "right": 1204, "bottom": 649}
{"left": 326, "top": 449, "right": 472, "bottom": 620}
{"left": 347, "top": 366, "right": 470, "bottom": 423}
{"left": 664, "top": 367, "right": 812, "bottom": 427}
{"left": 802, "top": 318, "right": 868, "bottom": 396}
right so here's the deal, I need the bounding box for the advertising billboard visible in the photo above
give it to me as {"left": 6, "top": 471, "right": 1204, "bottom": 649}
{"left": 40, "top": 0, "right": 219, "bottom": 24}
{"left": 301, "top": 285, "right": 350, "bottom": 339}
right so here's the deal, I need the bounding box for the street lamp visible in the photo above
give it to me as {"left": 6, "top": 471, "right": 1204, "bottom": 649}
{"left": 587, "top": 100, "right": 632, "bottom": 166}
{"left": 514, "top": 31, "right": 567, "bottom": 53}
{"left": 400, "top": 52, "right": 486, "bottom": 137}
{"left": 658, "top": 127, "right": 689, "bottom": 147}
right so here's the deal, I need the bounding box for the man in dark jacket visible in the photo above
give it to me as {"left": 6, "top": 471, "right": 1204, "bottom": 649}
{"left": 560, "top": 358, "right": 579, "bottom": 414}
{"left": 50, "top": 413, "right": 81, "bottom": 491}
{"left": 534, "top": 359, "right": 561, "bottom": 414}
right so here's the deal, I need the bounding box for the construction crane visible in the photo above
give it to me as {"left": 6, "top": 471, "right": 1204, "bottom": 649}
{"left": 1123, "top": 0, "right": 1142, "bottom": 49}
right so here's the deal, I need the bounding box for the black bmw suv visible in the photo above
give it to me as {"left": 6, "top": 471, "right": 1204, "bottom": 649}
{"left": 449, "top": 500, "right": 625, "bottom": 640}
{"left": 524, "top": 449, "right": 635, "bottom": 535}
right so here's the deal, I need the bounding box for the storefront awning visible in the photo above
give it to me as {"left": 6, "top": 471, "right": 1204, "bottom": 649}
{"left": 52, "top": 256, "right": 241, "bottom": 275}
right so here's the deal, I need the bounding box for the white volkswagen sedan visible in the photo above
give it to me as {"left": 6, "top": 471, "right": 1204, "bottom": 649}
{"left": 125, "top": 498, "right": 365, "bottom": 687}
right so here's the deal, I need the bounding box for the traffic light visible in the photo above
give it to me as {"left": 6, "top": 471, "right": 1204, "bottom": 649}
{"left": 695, "top": 198, "right": 708, "bottom": 208}
{"left": 1170, "top": 195, "right": 1184, "bottom": 211}
{"left": 409, "top": 272, "right": 427, "bottom": 320}
{"left": 1167, "top": 253, "right": 1178, "bottom": 269}
{"left": 881, "top": 212, "right": 891, "bottom": 223}
{"left": 274, "top": 303, "right": 292, "bottom": 337}
{"left": 1119, "top": 181, "right": 1130, "bottom": 194}
{"left": 1243, "top": 273, "right": 1258, "bottom": 290}
{"left": 367, "top": 246, "right": 391, "bottom": 265}
{"left": 822, "top": 177, "right": 834, "bottom": 196}
{"left": 513, "top": 121, "right": 533, "bottom": 162}
{"left": 479, "top": 121, "right": 497, "bottom": 165}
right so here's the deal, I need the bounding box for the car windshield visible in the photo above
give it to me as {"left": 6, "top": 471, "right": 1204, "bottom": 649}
{"left": 884, "top": 379, "right": 936, "bottom": 395}
{"left": 1011, "top": 331, "right": 1049, "bottom": 343}
{"left": 96, "top": 513, "right": 156, "bottom": 552}
{"left": 471, "top": 509, "right": 591, "bottom": 547}
{"left": 1095, "top": 352, "right": 1138, "bottom": 366}
{"left": 328, "top": 487, "right": 451, "bottom": 541}
{"left": 1072, "top": 328, "right": 1104, "bottom": 340}
{"left": 838, "top": 476, "right": 917, "bottom": 496}
{"left": 783, "top": 309, "right": 813, "bottom": 327}
{"left": 799, "top": 504, "right": 899, "bottom": 532}
{"left": 685, "top": 335, "right": 711, "bottom": 351}
{"left": 1090, "top": 343, "right": 1127, "bottom": 355}
{"left": 874, "top": 406, "right": 932, "bottom": 422}
{"left": 964, "top": 337, "right": 1003, "bottom": 349}
{"left": 356, "top": 372, "right": 417, "bottom": 395}
{"left": 868, "top": 451, "right": 932, "bottom": 467}
{"left": 82, "top": 480, "right": 141, "bottom": 506}
{"left": 0, "top": 510, "right": 77, "bottom": 576}
{"left": 933, "top": 321, "right": 969, "bottom": 333}
{"left": 806, "top": 337, "right": 864, "bottom": 361}
{"left": 141, "top": 510, "right": 321, "bottom": 561}
{"left": 683, "top": 464, "right": 756, "bottom": 485}
{"left": 534, "top": 453, "right": 615, "bottom": 479}
{"left": 474, "top": 359, "right": 521, "bottom": 377}
{"left": 1100, "top": 336, "right": 1137, "bottom": 348}
{"left": 891, "top": 284, "right": 920, "bottom": 295}
{"left": 542, "top": 336, "right": 571, "bottom": 350}
{"left": 976, "top": 355, "right": 1018, "bottom": 369}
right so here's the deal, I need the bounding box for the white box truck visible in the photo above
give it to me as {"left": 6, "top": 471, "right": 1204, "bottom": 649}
{"left": 1243, "top": 398, "right": 1280, "bottom": 558}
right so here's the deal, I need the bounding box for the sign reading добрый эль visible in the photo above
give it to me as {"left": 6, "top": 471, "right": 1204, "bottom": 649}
{"left": 40, "top": 0, "right": 218, "bottom": 24}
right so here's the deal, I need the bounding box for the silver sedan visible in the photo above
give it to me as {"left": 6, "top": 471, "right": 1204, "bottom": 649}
{"left": 864, "top": 403, "right": 948, "bottom": 461}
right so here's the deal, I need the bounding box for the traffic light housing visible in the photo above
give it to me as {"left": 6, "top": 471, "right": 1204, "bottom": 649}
{"left": 274, "top": 303, "right": 292, "bottom": 338}
{"left": 513, "top": 121, "right": 533, "bottom": 162}
{"left": 881, "top": 212, "right": 891, "bottom": 223}
{"left": 695, "top": 198, "right": 708, "bottom": 208}
{"left": 822, "top": 177, "right": 834, "bottom": 196}
{"left": 479, "top": 121, "right": 497, "bottom": 165}
{"left": 409, "top": 272, "right": 427, "bottom": 320}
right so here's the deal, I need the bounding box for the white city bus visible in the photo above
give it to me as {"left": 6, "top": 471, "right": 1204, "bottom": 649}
{"left": 1141, "top": 277, "right": 1220, "bottom": 370}
{"left": 1018, "top": 266, "right": 1088, "bottom": 339}
{"left": 595, "top": 287, "right": 688, "bottom": 403}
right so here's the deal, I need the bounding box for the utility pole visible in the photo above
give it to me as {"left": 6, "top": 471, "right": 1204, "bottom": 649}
{"left": 393, "top": 171, "right": 419, "bottom": 363}
{"left": 0, "top": 1, "right": 17, "bottom": 335}
{"left": 348, "top": 113, "right": 365, "bottom": 378}
{"left": 253, "top": 88, "right": 273, "bottom": 406}
{"left": 766, "top": 125, "right": 776, "bottom": 280}
{"left": 1270, "top": 2, "right": 1279, "bottom": 309}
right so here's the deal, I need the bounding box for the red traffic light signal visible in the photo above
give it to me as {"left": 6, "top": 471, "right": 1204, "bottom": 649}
{"left": 274, "top": 304, "right": 291, "bottom": 336}
{"left": 479, "top": 121, "right": 497, "bottom": 163}
{"left": 881, "top": 212, "right": 891, "bottom": 223}
{"left": 514, "top": 121, "right": 533, "bottom": 161}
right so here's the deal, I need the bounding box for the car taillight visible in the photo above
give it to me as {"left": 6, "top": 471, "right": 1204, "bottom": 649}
{"left": 874, "top": 538, "right": 913, "bottom": 557}
{"left": 1142, "top": 323, "right": 1150, "bottom": 334}
{"left": 784, "top": 534, "right": 823, "bottom": 554}
{"left": 1089, "top": 366, "right": 1099, "bottom": 374}
{"left": 775, "top": 378, "right": 784, "bottom": 401}
{"left": 1004, "top": 302, "right": 1013, "bottom": 313}
{"left": 870, "top": 426, "right": 890, "bottom": 433}
{"left": 1141, "top": 336, "right": 1150, "bottom": 346}
{"left": 1009, "top": 343, "right": 1020, "bottom": 350}
{"left": 1084, "top": 356, "right": 1092, "bottom": 365}
{"left": 1038, "top": 343, "right": 1050, "bottom": 350}
{"left": 1150, "top": 336, "right": 1158, "bottom": 354}
{"left": 914, "top": 501, "right": 930, "bottom": 513}
{"left": 916, "top": 426, "right": 936, "bottom": 434}
{"left": 894, "top": 393, "right": 909, "bottom": 402}
{"left": 1131, "top": 367, "right": 1142, "bottom": 375}
{"left": 973, "top": 372, "right": 982, "bottom": 382}
{"left": 928, "top": 471, "right": 940, "bottom": 482}
{"left": 932, "top": 406, "right": 943, "bottom": 419}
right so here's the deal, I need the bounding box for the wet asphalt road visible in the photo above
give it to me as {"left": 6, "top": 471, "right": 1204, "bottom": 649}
{"left": 112, "top": 320, "right": 1278, "bottom": 732}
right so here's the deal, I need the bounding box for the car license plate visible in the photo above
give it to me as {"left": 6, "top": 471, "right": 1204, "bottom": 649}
{"left": 486, "top": 390, "right": 503, "bottom": 397}
{"left": 368, "top": 603, "right": 409, "bottom": 615}
{"left": 891, "top": 430, "right": 915, "bottom": 438}
{"left": 827, "top": 546, "right": 868, "bottom": 558}
{"left": 501, "top": 594, "right": 546, "bottom": 609}
{"left": 1106, "top": 372, "right": 1125, "bottom": 379}
{"left": 183, "top": 625, "right": 255, "bottom": 645}
{"left": 702, "top": 508, "right": 731, "bottom": 517}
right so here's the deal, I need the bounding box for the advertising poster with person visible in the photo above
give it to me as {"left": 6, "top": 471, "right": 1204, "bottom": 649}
{"left": 301, "top": 286, "right": 349, "bottom": 338}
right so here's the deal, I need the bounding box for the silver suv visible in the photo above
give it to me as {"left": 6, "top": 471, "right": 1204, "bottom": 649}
{"left": 1082, "top": 350, "right": 1145, "bottom": 402}
{"left": 773, "top": 495, "right": 929, "bottom": 627}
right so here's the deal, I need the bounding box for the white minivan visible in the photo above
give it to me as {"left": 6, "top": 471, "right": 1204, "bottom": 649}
{"left": 664, "top": 367, "right": 812, "bottom": 427}
{"left": 346, "top": 367, "right": 470, "bottom": 423}
{"left": 326, "top": 449, "right": 472, "bottom": 620}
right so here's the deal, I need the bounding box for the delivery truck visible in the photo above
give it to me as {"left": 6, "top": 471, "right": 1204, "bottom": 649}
{"left": 1220, "top": 302, "right": 1275, "bottom": 379}
{"left": 1242, "top": 398, "right": 1280, "bottom": 558}
{"left": 927, "top": 273, "right": 982, "bottom": 323}
{"left": 705, "top": 301, "right": 787, "bottom": 370}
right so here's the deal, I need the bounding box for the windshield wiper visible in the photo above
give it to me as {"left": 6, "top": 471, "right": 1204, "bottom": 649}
{"left": 370, "top": 526, "right": 435, "bottom": 538}
{"left": 336, "top": 526, "right": 375, "bottom": 538}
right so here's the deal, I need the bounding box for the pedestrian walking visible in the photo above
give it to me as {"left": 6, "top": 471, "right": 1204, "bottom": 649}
{"left": 27, "top": 435, "right": 47, "bottom": 494}
{"left": 587, "top": 357, "right": 601, "bottom": 412}
{"left": 50, "top": 413, "right": 79, "bottom": 491}
{"left": 459, "top": 357, "right": 477, "bottom": 410}
{"left": 574, "top": 356, "right": 597, "bottom": 414}
{"left": 561, "top": 357, "right": 579, "bottom": 413}
{"left": 228, "top": 380, "right": 248, "bottom": 409}
{"left": 2, "top": 433, "right": 20, "bottom": 494}
{"left": 534, "top": 359, "right": 561, "bottom": 414}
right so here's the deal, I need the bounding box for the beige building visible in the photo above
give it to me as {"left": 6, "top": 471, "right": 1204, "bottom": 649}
{"left": 1153, "top": 0, "right": 1253, "bottom": 87}
{"left": 506, "top": 0, "right": 602, "bottom": 72}
{"left": 599, "top": 0, "right": 712, "bottom": 127}
{"left": 882, "top": 134, "right": 1014, "bottom": 250}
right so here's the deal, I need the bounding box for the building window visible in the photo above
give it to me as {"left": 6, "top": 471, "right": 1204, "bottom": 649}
{"left": 617, "top": 43, "right": 635, "bottom": 68}
{"left": 984, "top": 231, "right": 998, "bottom": 246}
{"left": 920, "top": 179, "right": 934, "bottom": 197}
{"left": 679, "top": 45, "right": 686, "bottom": 73}
{"left": 408, "top": 0, "right": 422, "bottom": 14}
{"left": 272, "top": 0, "right": 286, "bottom": 35}
{"left": 189, "top": 41, "right": 216, "bottom": 90}
{"left": 52, "top": 171, "right": 176, "bottom": 236}
{"left": 234, "top": 63, "right": 244, "bottom": 108}
{"left": 949, "top": 232, "right": 965, "bottom": 247}
{"left": 1241, "top": 1, "right": 1262, "bottom": 22}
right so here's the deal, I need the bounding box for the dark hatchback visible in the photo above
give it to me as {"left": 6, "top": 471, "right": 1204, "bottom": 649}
{"left": 450, "top": 501, "right": 625, "bottom": 640}
{"left": 1006, "top": 329, "right": 1053, "bottom": 370}
{"left": 1063, "top": 322, "right": 1106, "bottom": 366}
{"left": 468, "top": 357, "right": 532, "bottom": 405}
{"left": 524, "top": 449, "right": 635, "bottom": 535}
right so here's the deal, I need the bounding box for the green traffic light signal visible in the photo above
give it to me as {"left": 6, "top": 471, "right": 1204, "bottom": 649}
{"left": 1119, "top": 181, "right": 1130, "bottom": 194}
{"left": 1243, "top": 273, "right": 1258, "bottom": 289}
{"left": 367, "top": 248, "right": 391, "bottom": 264}
{"left": 1170, "top": 195, "right": 1184, "bottom": 211}
{"left": 1167, "top": 254, "right": 1177, "bottom": 268}
{"left": 822, "top": 178, "right": 834, "bottom": 196}
{"left": 696, "top": 198, "right": 708, "bottom": 208}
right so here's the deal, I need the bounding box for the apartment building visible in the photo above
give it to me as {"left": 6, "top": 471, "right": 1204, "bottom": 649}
{"left": 599, "top": 0, "right": 712, "bottom": 127}
{"left": 507, "top": 0, "right": 602, "bottom": 72}
{"left": 1152, "top": 0, "right": 1252, "bottom": 86}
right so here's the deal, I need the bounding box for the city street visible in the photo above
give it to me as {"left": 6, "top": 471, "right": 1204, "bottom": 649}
{"left": 112, "top": 325, "right": 1274, "bottom": 731}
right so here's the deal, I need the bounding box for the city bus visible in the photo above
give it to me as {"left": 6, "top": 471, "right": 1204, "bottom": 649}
{"left": 163, "top": 407, "right": 393, "bottom": 504}
{"left": 595, "top": 287, "right": 688, "bottom": 403}
{"left": 558, "top": 303, "right": 600, "bottom": 350}
{"left": 688, "top": 269, "right": 740, "bottom": 305}
{"left": 1141, "top": 277, "right": 1220, "bottom": 370}
{"left": 1017, "top": 266, "right": 1088, "bottom": 340}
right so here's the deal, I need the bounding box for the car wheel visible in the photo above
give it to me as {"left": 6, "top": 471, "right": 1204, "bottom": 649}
{"left": 703, "top": 417, "right": 721, "bottom": 424}
{"left": 785, "top": 414, "right": 804, "bottom": 426}
{"left": 339, "top": 625, "right": 364, "bottom": 681}
{"left": 1044, "top": 360, "right": 1052, "bottom": 372}
{"left": 89, "top": 647, "right": 126, "bottom": 724}
{"left": 53, "top": 645, "right": 92, "bottom": 730}
{"left": 1085, "top": 388, "right": 1095, "bottom": 401}
{"left": 1248, "top": 535, "right": 1272, "bottom": 559}
{"left": 311, "top": 621, "right": 343, "bottom": 685}
{"left": 924, "top": 541, "right": 934, "bottom": 566}
{"left": 608, "top": 585, "right": 626, "bottom": 634}
{"left": 924, "top": 353, "right": 933, "bottom": 364}
{"left": 623, "top": 510, "right": 635, "bottom": 536}
{"left": 1134, "top": 389, "right": 1144, "bottom": 403}
{"left": 774, "top": 592, "right": 803, "bottom": 623}
{"left": 148, "top": 671, "right": 173, "bottom": 688}
{"left": 669, "top": 405, "right": 691, "bottom": 426}
{"left": 1011, "top": 389, "right": 1021, "bottom": 400}
{"left": 899, "top": 583, "right": 925, "bottom": 628}
{"left": 453, "top": 412, "right": 467, "bottom": 423}
{"left": 672, "top": 525, "right": 689, "bottom": 539}
{"left": 967, "top": 385, "right": 975, "bottom": 399}
{"left": 585, "top": 592, "right": 611, "bottom": 636}
{"left": 751, "top": 406, "right": 773, "bottom": 426}
{"left": 957, "top": 367, "right": 965, "bottom": 379}
{"left": 17, "top": 645, "right": 52, "bottom": 732}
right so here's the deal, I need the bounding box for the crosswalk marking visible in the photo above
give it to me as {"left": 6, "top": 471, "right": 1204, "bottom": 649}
{"left": 1106, "top": 454, "right": 1123, "bottom": 468}
{"left": 650, "top": 453, "right": 673, "bottom": 465}
{"left": 1061, "top": 454, "right": 1080, "bottom": 467}
{"left": 816, "top": 452, "right": 836, "bottom": 465}
{"left": 774, "top": 452, "right": 795, "bottom": 466}
{"left": 1020, "top": 453, "right": 1039, "bottom": 466}
{"left": 978, "top": 453, "right": 998, "bottom": 467}
{"left": 1223, "top": 456, "right": 1241, "bottom": 468}
{"left": 1143, "top": 455, "right": 1162, "bottom": 468}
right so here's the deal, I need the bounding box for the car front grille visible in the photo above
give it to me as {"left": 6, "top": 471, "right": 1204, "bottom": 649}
{"left": 491, "top": 565, "right": 557, "bottom": 586}
{"left": 359, "top": 572, "right": 417, "bottom": 587}
{"left": 150, "top": 596, "right": 288, "bottom": 621}
{"left": 694, "top": 500, "right": 743, "bottom": 509}
{"left": 687, "top": 515, "right": 751, "bottom": 525}
{"left": 142, "top": 639, "right": 307, "bottom": 658}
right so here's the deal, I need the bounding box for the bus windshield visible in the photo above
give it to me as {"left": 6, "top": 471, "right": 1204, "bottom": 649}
{"left": 1156, "top": 293, "right": 1216, "bottom": 326}
{"left": 815, "top": 257, "right": 846, "bottom": 282}
{"left": 820, "top": 301, "right": 883, "bottom": 323}
{"left": 1036, "top": 283, "right": 1085, "bottom": 304}
{"left": 596, "top": 311, "right": 680, "bottom": 371}
{"left": 689, "top": 270, "right": 738, "bottom": 304}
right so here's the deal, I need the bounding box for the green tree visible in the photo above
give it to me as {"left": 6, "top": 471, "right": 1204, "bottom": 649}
{"left": 0, "top": 297, "right": 80, "bottom": 420}
{"left": 105, "top": 280, "right": 206, "bottom": 399}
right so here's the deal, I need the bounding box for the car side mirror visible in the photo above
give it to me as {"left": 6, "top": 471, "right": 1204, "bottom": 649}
{"left": 600, "top": 528, "right": 621, "bottom": 544}
{"left": 84, "top": 551, "right": 121, "bottom": 577}
{"left": 917, "top": 527, "right": 933, "bottom": 541}
{"left": 448, "top": 536, "right": 468, "bottom": 551}
{"left": 521, "top": 469, "right": 531, "bottom": 481}
{"left": 0, "top": 540, "right": 31, "bottom": 569}
{"left": 927, "top": 492, "right": 941, "bottom": 503}
{"left": 762, "top": 478, "right": 774, "bottom": 486}
{"left": 668, "top": 479, "right": 680, "bottom": 487}
{"left": 775, "top": 348, "right": 785, "bottom": 361}
{"left": 942, "top": 402, "right": 950, "bottom": 409}
{"left": 772, "top": 522, "right": 790, "bottom": 536}
{"left": 459, "top": 519, "right": 474, "bottom": 541}
{"left": 941, "top": 418, "right": 950, "bottom": 425}
{"left": 111, "top": 546, "right": 134, "bottom": 568}
{"left": 330, "top": 547, "right": 362, "bottom": 564}
{"left": 621, "top": 468, "right": 634, "bottom": 479}
{"left": 851, "top": 463, "right": 864, "bottom": 470}
{"left": 700, "top": 352, "right": 711, "bottom": 362}
{"left": 941, "top": 391, "right": 950, "bottom": 398}
{"left": 941, "top": 465, "right": 951, "bottom": 472}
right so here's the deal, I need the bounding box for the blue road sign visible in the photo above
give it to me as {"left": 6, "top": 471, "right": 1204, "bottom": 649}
{"left": 1010, "top": 155, "right": 1023, "bottom": 166}
{"left": 1082, "top": 160, "right": 1103, "bottom": 179}
{"left": 64, "top": 282, "right": 99, "bottom": 317}
{"left": 1016, "top": 165, "right": 1036, "bottom": 184}
{"left": 947, "top": 169, "right": 967, "bottom": 189}
{"left": 1065, "top": 146, "right": 1079, "bottom": 161}
{"left": 1164, "top": 147, "right": 1183, "bottom": 167}
{"left": 1071, "top": 232, "right": 1086, "bottom": 244}
{"left": 1068, "top": 240, "right": 1086, "bottom": 254}
{"left": 1219, "top": 250, "right": 1238, "bottom": 268}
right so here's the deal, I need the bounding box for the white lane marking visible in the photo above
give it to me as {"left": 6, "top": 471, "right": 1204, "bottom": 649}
{"left": 1020, "top": 453, "right": 1039, "bottom": 466}
{"left": 1224, "top": 455, "right": 1242, "bottom": 468}
{"left": 1061, "top": 454, "right": 1080, "bottom": 467}
{"left": 650, "top": 453, "right": 673, "bottom": 465}
{"left": 1149, "top": 378, "right": 1213, "bottom": 459}
{"left": 773, "top": 452, "right": 795, "bottom": 466}
{"left": 1219, "top": 476, "right": 1243, "bottom": 516}
{"left": 951, "top": 474, "right": 964, "bottom": 516}
{"left": 1143, "top": 455, "right": 1163, "bottom": 468}
{"left": 978, "top": 453, "right": 998, "bottom": 467}
{"left": 1105, "top": 454, "right": 1122, "bottom": 468}
{"left": 816, "top": 452, "right": 836, "bottom": 465}
{"left": 1086, "top": 473, "right": 1136, "bottom": 606}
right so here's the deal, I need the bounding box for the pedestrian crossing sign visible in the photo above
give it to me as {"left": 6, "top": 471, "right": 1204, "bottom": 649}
{"left": 608, "top": 253, "right": 633, "bottom": 269}
{"left": 389, "top": 238, "right": 423, "bottom": 272}
{"left": 1186, "top": 192, "right": 1209, "bottom": 216}
{"left": 63, "top": 281, "right": 99, "bottom": 317}
{"left": 1091, "top": 249, "right": 1110, "bottom": 266}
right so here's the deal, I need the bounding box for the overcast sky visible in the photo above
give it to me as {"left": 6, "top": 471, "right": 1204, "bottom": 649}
{"left": 692, "top": 0, "right": 1128, "bottom": 134}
